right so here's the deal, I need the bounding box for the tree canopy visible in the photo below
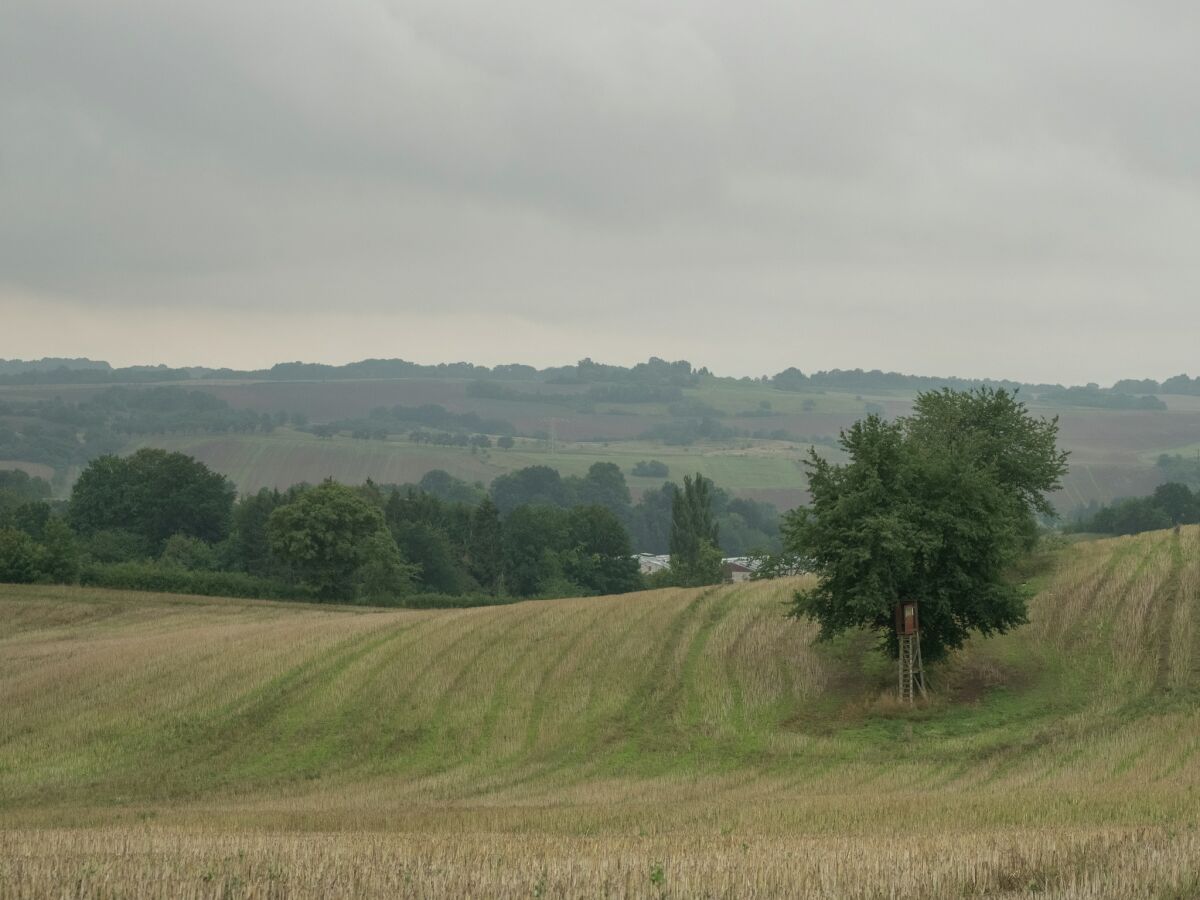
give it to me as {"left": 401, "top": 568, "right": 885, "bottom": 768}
{"left": 787, "top": 387, "right": 1068, "bottom": 662}
{"left": 267, "top": 481, "right": 413, "bottom": 601}
{"left": 1068, "top": 482, "right": 1200, "bottom": 535}
{"left": 69, "top": 448, "right": 235, "bottom": 550}
{"left": 562, "top": 505, "right": 642, "bottom": 596}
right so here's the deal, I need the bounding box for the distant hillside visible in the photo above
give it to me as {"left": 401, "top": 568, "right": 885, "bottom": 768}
{"left": 0, "top": 357, "right": 110, "bottom": 375}
{"left": 2, "top": 356, "right": 1198, "bottom": 515}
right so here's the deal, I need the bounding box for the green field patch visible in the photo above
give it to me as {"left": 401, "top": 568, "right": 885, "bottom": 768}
{"left": 3, "top": 528, "right": 1199, "bottom": 832}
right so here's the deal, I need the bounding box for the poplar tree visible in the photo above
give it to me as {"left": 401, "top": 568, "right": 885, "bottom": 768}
{"left": 669, "top": 473, "right": 723, "bottom": 586}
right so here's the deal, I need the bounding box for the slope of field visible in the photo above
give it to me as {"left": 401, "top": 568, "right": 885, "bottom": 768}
{"left": 2, "top": 528, "right": 1200, "bottom": 897}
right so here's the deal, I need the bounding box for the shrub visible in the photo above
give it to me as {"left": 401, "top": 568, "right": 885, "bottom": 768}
{"left": 375, "top": 592, "right": 527, "bottom": 609}
{"left": 631, "top": 460, "right": 669, "bottom": 478}
{"left": 0, "top": 528, "right": 40, "bottom": 583}
{"left": 79, "top": 562, "right": 313, "bottom": 601}
{"left": 159, "top": 534, "right": 220, "bottom": 571}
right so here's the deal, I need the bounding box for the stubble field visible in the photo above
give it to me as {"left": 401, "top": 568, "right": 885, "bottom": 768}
{"left": 1, "top": 528, "right": 1199, "bottom": 897}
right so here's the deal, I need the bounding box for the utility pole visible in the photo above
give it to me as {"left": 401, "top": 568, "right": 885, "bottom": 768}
{"left": 543, "top": 416, "right": 566, "bottom": 452}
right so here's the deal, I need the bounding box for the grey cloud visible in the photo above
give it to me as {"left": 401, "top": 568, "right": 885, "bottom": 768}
{"left": 2, "top": 0, "right": 1200, "bottom": 381}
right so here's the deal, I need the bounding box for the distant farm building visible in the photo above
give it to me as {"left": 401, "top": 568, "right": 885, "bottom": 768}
{"left": 636, "top": 553, "right": 672, "bottom": 576}
{"left": 635, "top": 553, "right": 763, "bottom": 583}
{"left": 722, "top": 557, "right": 759, "bottom": 583}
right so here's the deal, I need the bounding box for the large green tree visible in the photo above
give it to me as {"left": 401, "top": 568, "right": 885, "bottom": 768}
{"left": 466, "top": 497, "right": 504, "bottom": 594}
{"left": 69, "top": 449, "right": 235, "bottom": 550}
{"left": 1152, "top": 482, "right": 1198, "bottom": 526}
{"left": 355, "top": 530, "right": 417, "bottom": 603}
{"left": 787, "top": 388, "right": 1068, "bottom": 662}
{"left": 489, "top": 466, "right": 571, "bottom": 516}
{"left": 501, "top": 505, "right": 570, "bottom": 597}
{"left": 563, "top": 505, "right": 643, "bottom": 595}
{"left": 268, "top": 481, "right": 413, "bottom": 601}
{"left": 574, "top": 462, "right": 633, "bottom": 524}
{"left": 383, "top": 488, "right": 476, "bottom": 594}
{"left": 629, "top": 482, "right": 677, "bottom": 552}
{"left": 228, "top": 488, "right": 286, "bottom": 576}
{"left": 390, "top": 519, "right": 468, "bottom": 594}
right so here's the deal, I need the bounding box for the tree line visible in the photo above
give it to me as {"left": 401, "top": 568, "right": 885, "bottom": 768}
{"left": 1066, "top": 482, "right": 1200, "bottom": 535}
{"left": 13, "top": 352, "right": 1195, "bottom": 399}
{"left": 0, "top": 453, "right": 753, "bottom": 605}
{"left": 1155, "top": 454, "right": 1200, "bottom": 489}
{"left": 485, "top": 463, "right": 780, "bottom": 555}
{"left": 1034, "top": 385, "right": 1166, "bottom": 410}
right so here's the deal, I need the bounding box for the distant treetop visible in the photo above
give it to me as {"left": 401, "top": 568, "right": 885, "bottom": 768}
{"left": 2, "top": 353, "right": 1196, "bottom": 399}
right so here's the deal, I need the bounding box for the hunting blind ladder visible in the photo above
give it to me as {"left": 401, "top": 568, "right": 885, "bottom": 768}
{"left": 895, "top": 600, "right": 927, "bottom": 704}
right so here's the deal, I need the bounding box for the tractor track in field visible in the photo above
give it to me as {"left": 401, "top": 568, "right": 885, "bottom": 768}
{"left": 476, "top": 588, "right": 722, "bottom": 793}
{"left": 469, "top": 603, "right": 576, "bottom": 758}
{"left": 1041, "top": 543, "right": 1128, "bottom": 646}
{"left": 617, "top": 587, "right": 716, "bottom": 736}
{"left": 214, "top": 619, "right": 416, "bottom": 736}
{"left": 364, "top": 609, "right": 510, "bottom": 762}
{"left": 405, "top": 604, "right": 552, "bottom": 768}
{"left": 121, "top": 618, "right": 425, "bottom": 793}
{"left": 681, "top": 586, "right": 742, "bottom": 728}
{"left": 476, "top": 595, "right": 669, "bottom": 795}
{"left": 520, "top": 602, "right": 611, "bottom": 756}
{"left": 1152, "top": 531, "right": 1185, "bottom": 692}
{"left": 720, "top": 609, "right": 761, "bottom": 736}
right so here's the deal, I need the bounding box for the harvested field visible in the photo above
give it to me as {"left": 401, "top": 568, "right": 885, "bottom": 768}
{"left": 2, "top": 528, "right": 1199, "bottom": 897}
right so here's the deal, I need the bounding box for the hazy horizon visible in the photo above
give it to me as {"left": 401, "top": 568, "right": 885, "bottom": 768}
{"left": 0, "top": 345, "right": 1191, "bottom": 389}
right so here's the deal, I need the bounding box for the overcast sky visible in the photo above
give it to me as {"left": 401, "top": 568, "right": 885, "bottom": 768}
{"left": 3, "top": 1, "right": 1198, "bottom": 383}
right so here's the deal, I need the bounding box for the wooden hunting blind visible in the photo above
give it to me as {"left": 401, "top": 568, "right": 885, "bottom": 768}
{"left": 895, "top": 600, "right": 919, "bottom": 636}
{"left": 894, "top": 601, "right": 927, "bottom": 703}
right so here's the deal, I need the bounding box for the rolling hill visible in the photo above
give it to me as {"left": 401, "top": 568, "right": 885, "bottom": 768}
{"left": 5, "top": 371, "right": 1200, "bottom": 514}
{"left": 2, "top": 527, "right": 1199, "bottom": 897}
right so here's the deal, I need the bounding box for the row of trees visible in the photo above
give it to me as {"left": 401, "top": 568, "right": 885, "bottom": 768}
{"left": 0, "top": 354, "right": 703, "bottom": 387}
{"left": 1035, "top": 385, "right": 1166, "bottom": 410}
{"left": 1067, "top": 483, "right": 1200, "bottom": 535}
{"left": 332, "top": 403, "right": 515, "bottom": 437}
{"left": 9, "top": 351, "right": 1196, "bottom": 403}
{"left": 0, "top": 470, "right": 78, "bottom": 584}
{"left": 1114, "top": 374, "right": 1200, "bottom": 395}
{"left": 1, "top": 451, "right": 740, "bottom": 604}
{"left": 485, "top": 462, "right": 780, "bottom": 556}
{"left": 1155, "top": 453, "right": 1200, "bottom": 489}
